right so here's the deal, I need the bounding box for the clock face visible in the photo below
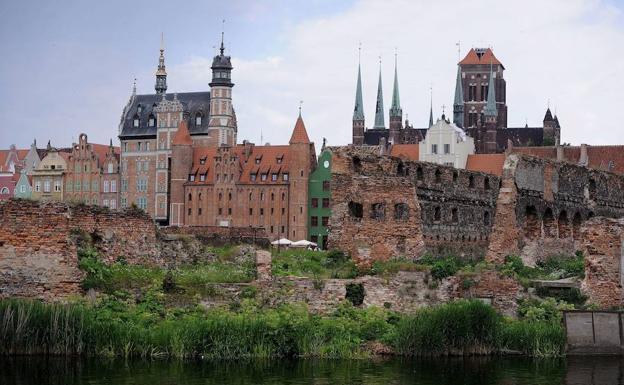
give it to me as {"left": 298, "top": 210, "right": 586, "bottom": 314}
{"left": 323, "top": 160, "right": 329, "bottom": 168}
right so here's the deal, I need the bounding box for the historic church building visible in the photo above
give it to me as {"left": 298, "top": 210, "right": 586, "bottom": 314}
{"left": 352, "top": 48, "right": 561, "bottom": 154}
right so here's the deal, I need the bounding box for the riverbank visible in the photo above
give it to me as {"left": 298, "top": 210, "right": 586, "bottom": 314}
{"left": 0, "top": 298, "right": 564, "bottom": 358}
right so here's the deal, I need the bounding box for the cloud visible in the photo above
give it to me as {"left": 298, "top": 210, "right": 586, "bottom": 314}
{"left": 170, "top": 0, "right": 624, "bottom": 151}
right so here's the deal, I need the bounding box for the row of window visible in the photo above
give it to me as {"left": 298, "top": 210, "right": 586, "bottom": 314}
{"left": 430, "top": 206, "right": 491, "bottom": 226}
{"left": 348, "top": 201, "right": 410, "bottom": 221}
{"left": 430, "top": 144, "right": 451, "bottom": 155}
{"left": 467, "top": 85, "right": 489, "bottom": 102}
{"left": 65, "top": 180, "right": 117, "bottom": 192}
{"left": 310, "top": 216, "right": 329, "bottom": 227}
{"left": 123, "top": 142, "right": 151, "bottom": 152}
{"left": 311, "top": 198, "right": 330, "bottom": 208}
{"left": 34, "top": 180, "right": 62, "bottom": 193}
{"left": 188, "top": 191, "right": 288, "bottom": 202}
{"left": 250, "top": 172, "right": 289, "bottom": 182}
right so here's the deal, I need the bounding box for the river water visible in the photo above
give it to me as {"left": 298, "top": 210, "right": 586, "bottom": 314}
{"left": 2, "top": 356, "right": 623, "bottom": 384}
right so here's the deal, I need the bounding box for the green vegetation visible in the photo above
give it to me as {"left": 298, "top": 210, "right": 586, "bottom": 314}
{"left": 370, "top": 255, "right": 478, "bottom": 281}
{"left": 0, "top": 298, "right": 566, "bottom": 359}
{"left": 345, "top": 283, "right": 365, "bottom": 306}
{"left": 271, "top": 249, "right": 358, "bottom": 279}
{"left": 500, "top": 253, "right": 585, "bottom": 282}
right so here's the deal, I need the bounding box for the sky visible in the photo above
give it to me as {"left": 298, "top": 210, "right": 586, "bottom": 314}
{"left": 1, "top": 0, "right": 623, "bottom": 152}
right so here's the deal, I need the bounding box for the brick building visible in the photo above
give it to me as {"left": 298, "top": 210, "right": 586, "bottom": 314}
{"left": 63, "top": 133, "right": 120, "bottom": 208}
{"left": 352, "top": 47, "right": 561, "bottom": 154}
{"left": 169, "top": 113, "right": 315, "bottom": 241}
{"left": 119, "top": 37, "right": 237, "bottom": 224}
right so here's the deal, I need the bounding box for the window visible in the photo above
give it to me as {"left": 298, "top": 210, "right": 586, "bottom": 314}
{"left": 133, "top": 115, "right": 140, "bottom": 127}
{"left": 110, "top": 180, "right": 117, "bottom": 192}
{"left": 83, "top": 181, "right": 90, "bottom": 191}
{"left": 137, "top": 197, "right": 147, "bottom": 210}
{"left": 468, "top": 175, "right": 475, "bottom": 188}
{"left": 0, "top": 187, "right": 8, "bottom": 195}
{"left": 195, "top": 113, "right": 202, "bottom": 126}
{"left": 322, "top": 198, "right": 330, "bottom": 208}
{"left": 20, "top": 185, "right": 25, "bottom": 193}
{"left": 271, "top": 173, "right": 278, "bottom": 181}
{"left": 228, "top": 192, "right": 232, "bottom": 201}
{"left": 121, "top": 197, "right": 127, "bottom": 208}
{"left": 249, "top": 208, "right": 253, "bottom": 215}
{"left": 468, "top": 85, "right": 476, "bottom": 101}
{"left": 188, "top": 208, "right": 192, "bottom": 216}
{"left": 484, "top": 177, "right": 490, "bottom": 190}
{"left": 451, "top": 208, "right": 459, "bottom": 223}
{"left": 484, "top": 211, "right": 491, "bottom": 226}
{"left": 188, "top": 193, "right": 192, "bottom": 202}
{"left": 121, "top": 179, "right": 128, "bottom": 192}
{"left": 189, "top": 174, "right": 195, "bottom": 182}
{"left": 481, "top": 85, "right": 488, "bottom": 102}
{"left": 123, "top": 143, "right": 128, "bottom": 152}
{"left": 281, "top": 208, "right": 285, "bottom": 215}
{"left": 200, "top": 174, "right": 206, "bottom": 182}
{"left": 311, "top": 198, "right": 318, "bottom": 208}
{"left": 260, "top": 192, "right": 264, "bottom": 201}
{"left": 311, "top": 216, "right": 318, "bottom": 227}
{"left": 348, "top": 201, "right": 363, "bottom": 219}
{"left": 219, "top": 192, "right": 223, "bottom": 201}
{"left": 103, "top": 199, "right": 109, "bottom": 207}
{"left": 416, "top": 167, "right": 423, "bottom": 181}
{"left": 228, "top": 208, "right": 232, "bottom": 215}
{"left": 434, "top": 206, "right": 441, "bottom": 222}
{"left": 468, "top": 112, "right": 478, "bottom": 127}
{"left": 370, "top": 203, "right": 385, "bottom": 220}
{"left": 322, "top": 181, "right": 330, "bottom": 191}
{"left": 250, "top": 173, "right": 257, "bottom": 182}
{"left": 137, "top": 178, "right": 148, "bottom": 192}
{"left": 321, "top": 216, "right": 329, "bottom": 226}
{"left": 110, "top": 200, "right": 116, "bottom": 209}
{"left": 75, "top": 181, "right": 81, "bottom": 191}
{"left": 394, "top": 203, "right": 409, "bottom": 220}
{"left": 261, "top": 173, "right": 267, "bottom": 181}
{"left": 146, "top": 143, "right": 150, "bottom": 152}
{"left": 137, "top": 142, "right": 142, "bottom": 151}
{"left": 104, "top": 181, "right": 110, "bottom": 193}
{"left": 260, "top": 208, "right": 264, "bottom": 216}
{"left": 282, "top": 192, "right": 285, "bottom": 201}
{"left": 271, "top": 193, "right": 275, "bottom": 201}
{"left": 148, "top": 114, "right": 156, "bottom": 127}
{"left": 431, "top": 144, "right": 438, "bottom": 154}
{"left": 43, "top": 181, "right": 51, "bottom": 193}
{"left": 435, "top": 169, "right": 442, "bottom": 183}
{"left": 35, "top": 182, "right": 40, "bottom": 192}
{"left": 107, "top": 163, "right": 114, "bottom": 174}
{"left": 444, "top": 144, "right": 450, "bottom": 154}
{"left": 218, "top": 208, "right": 222, "bottom": 215}
{"left": 283, "top": 173, "right": 289, "bottom": 181}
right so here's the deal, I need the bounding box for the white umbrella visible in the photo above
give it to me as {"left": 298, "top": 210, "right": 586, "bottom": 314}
{"left": 290, "top": 240, "right": 318, "bottom": 248}
{"left": 271, "top": 238, "right": 292, "bottom": 246}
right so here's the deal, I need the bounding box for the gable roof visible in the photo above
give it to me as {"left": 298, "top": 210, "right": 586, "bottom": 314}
{"left": 390, "top": 144, "right": 419, "bottom": 161}
{"left": 459, "top": 48, "right": 504, "bottom": 69}
{"left": 466, "top": 153, "right": 506, "bottom": 176}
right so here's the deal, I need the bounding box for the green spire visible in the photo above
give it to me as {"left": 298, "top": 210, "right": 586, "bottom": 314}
{"left": 453, "top": 65, "right": 464, "bottom": 127}
{"left": 353, "top": 62, "right": 364, "bottom": 121}
{"left": 484, "top": 64, "right": 497, "bottom": 117}
{"left": 428, "top": 87, "right": 433, "bottom": 127}
{"left": 389, "top": 53, "right": 401, "bottom": 118}
{"left": 373, "top": 62, "right": 385, "bottom": 129}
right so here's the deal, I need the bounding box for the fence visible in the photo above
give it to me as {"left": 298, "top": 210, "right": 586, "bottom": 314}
{"left": 564, "top": 310, "right": 624, "bottom": 355}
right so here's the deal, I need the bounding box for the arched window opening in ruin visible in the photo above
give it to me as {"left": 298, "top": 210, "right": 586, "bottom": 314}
{"left": 524, "top": 206, "right": 540, "bottom": 239}
{"left": 352, "top": 156, "right": 362, "bottom": 172}
{"left": 416, "top": 167, "right": 424, "bottom": 181}
{"left": 484, "top": 177, "right": 490, "bottom": 190}
{"left": 588, "top": 178, "right": 597, "bottom": 200}
{"left": 397, "top": 161, "right": 407, "bottom": 176}
{"left": 198, "top": 193, "right": 202, "bottom": 201}
{"left": 558, "top": 210, "right": 570, "bottom": 238}
{"left": 572, "top": 212, "right": 582, "bottom": 240}
{"left": 435, "top": 169, "right": 442, "bottom": 183}
{"left": 543, "top": 208, "right": 556, "bottom": 238}
{"left": 394, "top": 203, "right": 409, "bottom": 220}
{"left": 396, "top": 236, "right": 406, "bottom": 254}
{"left": 588, "top": 211, "right": 594, "bottom": 219}
{"left": 499, "top": 180, "right": 503, "bottom": 189}
{"left": 348, "top": 201, "right": 363, "bottom": 219}
{"left": 453, "top": 171, "right": 458, "bottom": 183}
{"left": 469, "top": 175, "right": 475, "bottom": 188}
{"left": 188, "top": 193, "right": 192, "bottom": 202}
{"left": 451, "top": 207, "right": 458, "bottom": 223}
{"left": 483, "top": 211, "right": 490, "bottom": 226}
{"left": 370, "top": 203, "right": 385, "bottom": 221}
{"left": 434, "top": 206, "right": 441, "bottom": 222}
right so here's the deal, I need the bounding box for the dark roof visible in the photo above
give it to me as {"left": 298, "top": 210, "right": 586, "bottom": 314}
{"left": 497, "top": 127, "right": 544, "bottom": 151}
{"left": 119, "top": 92, "right": 211, "bottom": 139}
{"left": 363, "top": 127, "right": 427, "bottom": 145}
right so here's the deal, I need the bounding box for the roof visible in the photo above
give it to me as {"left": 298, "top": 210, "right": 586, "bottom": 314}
{"left": 466, "top": 153, "right": 506, "bottom": 176}
{"left": 511, "top": 145, "right": 624, "bottom": 175}
{"left": 459, "top": 48, "right": 504, "bottom": 69}
{"left": 390, "top": 144, "right": 419, "bottom": 161}
{"left": 289, "top": 115, "right": 311, "bottom": 144}
{"left": 119, "top": 92, "right": 211, "bottom": 138}
{"left": 497, "top": 127, "right": 544, "bottom": 151}
{"left": 172, "top": 121, "right": 193, "bottom": 145}
{"left": 91, "top": 143, "right": 120, "bottom": 165}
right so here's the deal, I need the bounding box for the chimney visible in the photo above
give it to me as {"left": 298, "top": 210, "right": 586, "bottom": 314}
{"left": 579, "top": 144, "right": 588, "bottom": 167}
{"left": 556, "top": 144, "right": 564, "bottom": 161}
{"left": 379, "top": 137, "right": 388, "bottom": 156}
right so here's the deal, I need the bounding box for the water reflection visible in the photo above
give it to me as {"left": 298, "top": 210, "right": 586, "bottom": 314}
{"left": 1, "top": 355, "right": 622, "bottom": 385}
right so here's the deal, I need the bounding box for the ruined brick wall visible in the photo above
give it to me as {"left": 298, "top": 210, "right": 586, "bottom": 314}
{"left": 0, "top": 199, "right": 158, "bottom": 300}
{"left": 328, "top": 147, "right": 498, "bottom": 263}
{"left": 487, "top": 154, "right": 624, "bottom": 265}
{"left": 580, "top": 217, "right": 624, "bottom": 308}
{"left": 160, "top": 226, "right": 270, "bottom": 248}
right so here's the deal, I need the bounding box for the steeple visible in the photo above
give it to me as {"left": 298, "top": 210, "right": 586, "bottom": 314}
{"left": 373, "top": 59, "right": 385, "bottom": 129}
{"left": 389, "top": 52, "right": 402, "bottom": 118}
{"left": 155, "top": 33, "right": 167, "bottom": 94}
{"left": 453, "top": 65, "right": 464, "bottom": 127}
{"left": 428, "top": 87, "right": 434, "bottom": 127}
{"left": 353, "top": 59, "right": 364, "bottom": 121}
{"left": 484, "top": 64, "right": 497, "bottom": 118}
{"left": 290, "top": 113, "right": 311, "bottom": 144}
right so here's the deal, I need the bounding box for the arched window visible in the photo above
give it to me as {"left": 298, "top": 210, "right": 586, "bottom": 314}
{"left": 543, "top": 208, "right": 555, "bottom": 237}
{"left": 483, "top": 211, "right": 490, "bottom": 226}
{"left": 188, "top": 193, "right": 192, "bottom": 202}
{"left": 416, "top": 167, "right": 424, "bottom": 181}
{"left": 572, "top": 212, "right": 582, "bottom": 240}
{"left": 468, "top": 175, "right": 475, "bottom": 188}
{"left": 524, "top": 206, "right": 540, "bottom": 239}
{"left": 435, "top": 169, "right": 442, "bottom": 183}
{"left": 0, "top": 187, "right": 9, "bottom": 195}
{"left": 133, "top": 114, "right": 140, "bottom": 128}
{"left": 352, "top": 156, "right": 362, "bottom": 171}
{"left": 558, "top": 210, "right": 570, "bottom": 238}
{"left": 484, "top": 177, "right": 490, "bottom": 190}
{"left": 434, "top": 206, "right": 442, "bottom": 222}
{"left": 148, "top": 114, "right": 156, "bottom": 127}
{"left": 195, "top": 112, "right": 202, "bottom": 126}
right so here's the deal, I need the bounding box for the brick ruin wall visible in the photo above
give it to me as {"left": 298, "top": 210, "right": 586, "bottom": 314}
{"left": 0, "top": 199, "right": 159, "bottom": 300}
{"left": 328, "top": 147, "right": 499, "bottom": 263}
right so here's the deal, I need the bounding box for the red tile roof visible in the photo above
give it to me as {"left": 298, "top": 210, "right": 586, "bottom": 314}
{"left": 465, "top": 153, "right": 506, "bottom": 176}
{"left": 511, "top": 145, "right": 624, "bottom": 175}
{"left": 172, "top": 121, "right": 193, "bottom": 146}
{"left": 390, "top": 144, "right": 419, "bottom": 161}
{"left": 459, "top": 48, "right": 503, "bottom": 67}
{"left": 289, "top": 116, "right": 310, "bottom": 144}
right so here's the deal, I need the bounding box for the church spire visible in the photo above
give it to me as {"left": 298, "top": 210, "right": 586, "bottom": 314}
{"left": 389, "top": 51, "right": 401, "bottom": 118}
{"left": 453, "top": 65, "right": 464, "bottom": 127}
{"left": 428, "top": 86, "right": 434, "bottom": 127}
{"left": 155, "top": 33, "right": 167, "bottom": 94}
{"left": 353, "top": 56, "right": 364, "bottom": 121}
{"left": 373, "top": 58, "right": 385, "bottom": 129}
{"left": 484, "top": 63, "right": 497, "bottom": 117}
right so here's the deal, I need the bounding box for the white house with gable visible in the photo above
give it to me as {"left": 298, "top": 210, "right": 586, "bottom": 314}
{"left": 419, "top": 117, "right": 474, "bottom": 169}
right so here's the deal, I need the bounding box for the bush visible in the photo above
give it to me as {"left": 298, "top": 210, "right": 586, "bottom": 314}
{"left": 498, "top": 319, "right": 565, "bottom": 357}
{"left": 345, "top": 283, "right": 365, "bottom": 306}
{"left": 429, "top": 257, "right": 461, "bottom": 280}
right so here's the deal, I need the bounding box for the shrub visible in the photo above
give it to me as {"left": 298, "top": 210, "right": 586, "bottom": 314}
{"left": 498, "top": 319, "right": 565, "bottom": 356}
{"left": 429, "top": 257, "right": 461, "bottom": 280}
{"left": 345, "top": 283, "right": 365, "bottom": 306}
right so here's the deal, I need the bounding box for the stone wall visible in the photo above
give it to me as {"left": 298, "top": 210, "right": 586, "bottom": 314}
{"left": 580, "top": 217, "right": 624, "bottom": 308}
{"left": 160, "top": 225, "right": 270, "bottom": 248}
{"left": 0, "top": 199, "right": 158, "bottom": 300}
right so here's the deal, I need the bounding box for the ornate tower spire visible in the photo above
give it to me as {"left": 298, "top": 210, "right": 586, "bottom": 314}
{"left": 484, "top": 63, "right": 497, "bottom": 118}
{"left": 453, "top": 65, "right": 464, "bottom": 127}
{"left": 208, "top": 29, "right": 236, "bottom": 146}
{"left": 352, "top": 44, "right": 365, "bottom": 146}
{"left": 429, "top": 86, "right": 434, "bottom": 127}
{"left": 373, "top": 57, "right": 385, "bottom": 129}
{"left": 389, "top": 51, "right": 401, "bottom": 118}
{"left": 155, "top": 33, "right": 167, "bottom": 94}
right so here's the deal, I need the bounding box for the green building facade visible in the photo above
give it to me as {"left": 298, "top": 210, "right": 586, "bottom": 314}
{"left": 308, "top": 149, "right": 332, "bottom": 250}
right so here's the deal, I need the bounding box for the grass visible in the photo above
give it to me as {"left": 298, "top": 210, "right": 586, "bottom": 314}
{"left": 0, "top": 298, "right": 566, "bottom": 358}
{"left": 500, "top": 253, "right": 585, "bottom": 282}
{"left": 271, "top": 249, "right": 358, "bottom": 279}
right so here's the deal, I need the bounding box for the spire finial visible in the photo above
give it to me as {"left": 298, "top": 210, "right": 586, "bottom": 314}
{"left": 160, "top": 32, "right": 164, "bottom": 52}
{"left": 429, "top": 84, "right": 434, "bottom": 128}
{"left": 358, "top": 42, "right": 361, "bottom": 64}
{"left": 298, "top": 100, "right": 303, "bottom": 117}
{"left": 220, "top": 19, "right": 225, "bottom": 55}
{"left": 132, "top": 78, "right": 136, "bottom": 95}
{"left": 547, "top": 98, "right": 551, "bottom": 109}
{"left": 456, "top": 41, "right": 461, "bottom": 62}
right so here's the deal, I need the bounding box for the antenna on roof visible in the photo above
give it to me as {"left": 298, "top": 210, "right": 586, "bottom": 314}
{"left": 260, "top": 127, "right": 263, "bottom": 145}
{"left": 160, "top": 32, "right": 164, "bottom": 51}
{"left": 220, "top": 19, "right": 225, "bottom": 55}
{"left": 455, "top": 41, "right": 461, "bottom": 62}
{"left": 358, "top": 41, "right": 361, "bottom": 64}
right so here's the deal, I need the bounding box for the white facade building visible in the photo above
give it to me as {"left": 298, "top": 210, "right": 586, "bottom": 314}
{"left": 419, "top": 118, "right": 474, "bottom": 168}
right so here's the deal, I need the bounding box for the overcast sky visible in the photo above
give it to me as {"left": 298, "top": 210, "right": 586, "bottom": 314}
{"left": 1, "top": 0, "right": 623, "bottom": 151}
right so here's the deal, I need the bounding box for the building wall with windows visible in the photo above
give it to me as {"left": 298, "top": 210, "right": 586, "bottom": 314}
{"left": 418, "top": 118, "right": 474, "bottom": 169}
{"left": 308, "top": 149, "right": 332, "bottom": 249}
{"left": 31, "top": 148, "right": 68, "bottom": 201}
{"left": 13, "top": 171, "right": 32, "bottom": 199}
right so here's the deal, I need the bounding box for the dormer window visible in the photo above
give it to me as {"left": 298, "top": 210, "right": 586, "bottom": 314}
{"left": 250, "top": 173, "right": 257, "bottom": 182}
{"left": 199, "top": 157, "right": 206, "bottom": 165}
{"left": 276, "top": 155, "right": 283, "bottom": 164}
{"left": 148, "top": 114, "right": 156, "bottom": 127}
{"left": 195, "top": 113, "right": 203, "bottom": 126}
{"left": 283, "top": 173, "right": 289, "bottom": 181}
{"left": 137, "top": 104, "right": 142, "bottom": 113}
{"left": 133, "top": 114, "right": 140, "bottom": 127}
{"left": 261, "top": 173, "right": 267, "bottom": 181}
{"left": 255, "top": 158, "right": 261, "bottom": 164}
{"left": 200, "top": 174, "right": 206, "bottom": 182}
{"left": 189, "top": 174, "right": 195, "bottom": 182}
{"left": 271, "top": 173, "right": 278, "bottom": 181}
